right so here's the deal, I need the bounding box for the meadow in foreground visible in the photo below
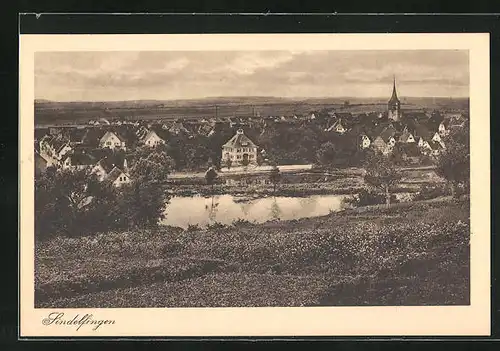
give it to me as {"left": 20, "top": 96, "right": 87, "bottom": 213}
{"left": 35, "top": 197, "right": 469, "bottom": 308}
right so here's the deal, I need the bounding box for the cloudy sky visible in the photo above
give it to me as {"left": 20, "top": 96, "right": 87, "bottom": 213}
{"left": 35, "top": 50, "right": 469, "bottom": 101}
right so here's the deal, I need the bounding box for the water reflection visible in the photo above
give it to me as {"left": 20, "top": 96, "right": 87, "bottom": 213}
{"left": 205, "top": 196, "right": 219, "bottom": 222}
{"left": 162, "top": 194, "right": 344, "bottom": 229}
{"left": 270, "top": 197, "right": 281, "bottom": 220}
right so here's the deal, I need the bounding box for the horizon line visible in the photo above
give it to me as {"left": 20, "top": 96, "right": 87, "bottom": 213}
{"left": 35, "top": 95, "right": 470, "bottom": 103}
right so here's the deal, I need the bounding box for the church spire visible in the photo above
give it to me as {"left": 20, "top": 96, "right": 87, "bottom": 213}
{"left": 388, "top": 75, "right": 401, "bottom": 122}
{"left": 389, "top": 75, "right": 400, "bottom": 104}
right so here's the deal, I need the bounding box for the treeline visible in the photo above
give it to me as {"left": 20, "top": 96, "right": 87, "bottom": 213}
{"left": 154, "top": 124, "right": 371, "bottom": 171}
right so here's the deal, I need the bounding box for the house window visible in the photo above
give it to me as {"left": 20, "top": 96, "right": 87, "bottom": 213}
{"left": 106, "top": 141, "right": 111, "bottom": 146}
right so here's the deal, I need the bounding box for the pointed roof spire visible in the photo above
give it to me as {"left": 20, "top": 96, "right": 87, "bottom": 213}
{"left": 389, "top": 75, "right": 400, "bottom": 104}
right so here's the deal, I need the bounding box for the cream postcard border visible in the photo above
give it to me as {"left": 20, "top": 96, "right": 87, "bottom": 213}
{"left": 19, "top": 33, "right": 490, "bottom": 337}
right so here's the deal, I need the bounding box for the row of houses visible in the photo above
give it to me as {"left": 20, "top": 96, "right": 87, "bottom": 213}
{"left": 35, "top": 106, "right": 468, "bottom": 178}
{"left": 325, "top": 111, "right": 468, "bottom": 157}
{"left": 354, "top": 120, "right": 447, "bottom": 156}
{"left": 35, "top": 145, "right": 132, "bottom": 188}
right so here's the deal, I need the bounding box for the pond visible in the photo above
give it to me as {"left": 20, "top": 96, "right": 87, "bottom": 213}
{"left": 161, "top": 194, "right": 345, "bottom": 229}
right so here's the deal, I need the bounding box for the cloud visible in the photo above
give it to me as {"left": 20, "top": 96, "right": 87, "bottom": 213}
{"left": 222, "top": 52, "right": 297, "bottom": 75}
{"left": 35, "top": 50, "right": 469, "bottom": 101}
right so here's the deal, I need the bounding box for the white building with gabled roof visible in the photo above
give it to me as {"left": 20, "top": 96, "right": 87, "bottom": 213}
{"left": 221, "top": 129, "right": 258, "bottom": 166}
{"left": 99, "top": 131, "right": 126, "bottom": 151}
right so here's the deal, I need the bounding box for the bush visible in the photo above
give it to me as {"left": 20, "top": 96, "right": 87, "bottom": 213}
{"left": 342, "top": 189, "right": 399, "bottom": 208}
{"left": 206, "top": 222, "right": 228, "bottom": 231}
{"left": 414, "top": 184, "right": 450, "bottom": 201}
{"left": 185, "top": 224, "right": 201, "bottom": 232}
{"left": 231, "top": 218, "right": 255, "bottom": 228}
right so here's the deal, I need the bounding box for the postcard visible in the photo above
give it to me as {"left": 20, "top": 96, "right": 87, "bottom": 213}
{"left": 19, "top": 33, "right": 490, "bottom": 337}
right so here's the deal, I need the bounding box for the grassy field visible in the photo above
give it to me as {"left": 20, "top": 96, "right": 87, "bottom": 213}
{"left": 35, "top": 197, "right": 469, "bottom": 308}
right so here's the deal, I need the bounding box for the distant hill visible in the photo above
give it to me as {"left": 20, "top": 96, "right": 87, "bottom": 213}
{"left": 34, "top": 96, "right": 469, "bottom": 125}
{"left": 35, "top": 96, "right": 469, "bottom": 108}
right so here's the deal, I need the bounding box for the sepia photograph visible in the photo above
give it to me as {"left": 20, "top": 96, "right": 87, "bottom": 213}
{"left": 20, "top": 33, "right": 490, "bottom": 336}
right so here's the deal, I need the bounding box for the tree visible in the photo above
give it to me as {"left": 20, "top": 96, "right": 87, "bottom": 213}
{"left": 129, "top": 147, "right": 174, "bottom": 184}
{"left": 316, "top": 142, "right": 337, "bottom": 168}
{"left": 389, "top": 143, "right": 406, "bottom": 166}
{"left": 225, "top": 157, "right": 232, "bottom": 170}
{"left": 256, "top": 150, "right": 267, "bottom": 166}
{"left": 205, "top": 167, "right": 218, "bottom": 192}
{"left": 363, "top": 152, "right": 402, "bottom": 207}
{"left": 114, "top": 180, "right": 168, "bottom": 228}
{"left": 435, "top": 125, "right": 469, "bottom": 198}
{"left": 35, "top": 167, "right": 116, "bottom": 238}
{"left": 241, "top": 157, "right": 250, "bottom": 167}
{"left": 269, "top": 165, "right": 281, "bottom": 194}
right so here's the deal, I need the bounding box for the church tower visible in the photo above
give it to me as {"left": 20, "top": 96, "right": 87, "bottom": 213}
{"left": 388, "top": 76, "right": 401, "bottom": 122}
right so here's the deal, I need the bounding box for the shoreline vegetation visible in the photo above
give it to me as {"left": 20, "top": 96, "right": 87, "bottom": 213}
{"left": 165, "top": 165, "right": 444, "bottom": 198}
{"left": 35, "top": 196, "right": 469, "bottom": 308}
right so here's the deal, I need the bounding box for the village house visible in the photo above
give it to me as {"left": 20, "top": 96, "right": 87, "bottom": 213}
{"left": 99, "top": 117, "right": 111, "bottom": 125}
{"left": 169, "top": 120, "right": 190, "bottom": 135}
{"left": 92, "top": 152, "right": 129, "bottom": 181}
{"left": 431, "top": 131, "right": 446, "bottom": 148}
{"left": 398, "top": 129, "right": 416, "bottom": 143}
{"left": 428, "top": 141, "right": 444, "bottom": 156}
{"left": 438, "top": 120, "right": 450, "bottom": 136}
{"left": 40, "top": 136, "right": 73, "bottom": 161}
{"left": 197, "top": 123, "right": 214, "bottom": 137}
{"left": 62, "top": 152, "right": 97, "bottom": 171}
{"left": 372, "top": 126, "right": 397, "bottom": 155}
{"left": 399, "top": 143, "right": 421, "bottom": 163}
{"left": 99, "top": 131, "right": 127, "bottom": 151}
{"left": 325, "top": 118, "right": 347, "bottom": 134}
{"left": 359, "top": 134, "right": 371, "bottom": 149}
{"left": 105, "top": 167, "right": 131, "bottom": 187}
{"left": 66, "top": 128, "right": 89, "bottom": 146}
{"left": 136, "top": 125, "right": 150, "bottom": 139}
{"left": 416, "top": 136, "right": 436, "bottom": 153}
{"left": 221, "top": 129, "right": 259, "bottom": 166}
{"left": 418, "top": 139, "right": 443, "bottom": 156}
{"left": 139, "top": 129, "right": 166, "bottom": 147}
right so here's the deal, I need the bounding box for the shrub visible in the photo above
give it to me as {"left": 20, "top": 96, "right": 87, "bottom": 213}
{"left": 414, "top": 184, "right": 451, "bottom": 201}
{"left": 206, "top": 222, "right": 228, "bottom": 231}
{"left": 231, "top": 218, "right": 254, "bottom": 228}
{"left": 185, "top": 224, "right": 201, "bottom": 232}
{"left": 342, "top": 189, "right": 399, "bottom": 208}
